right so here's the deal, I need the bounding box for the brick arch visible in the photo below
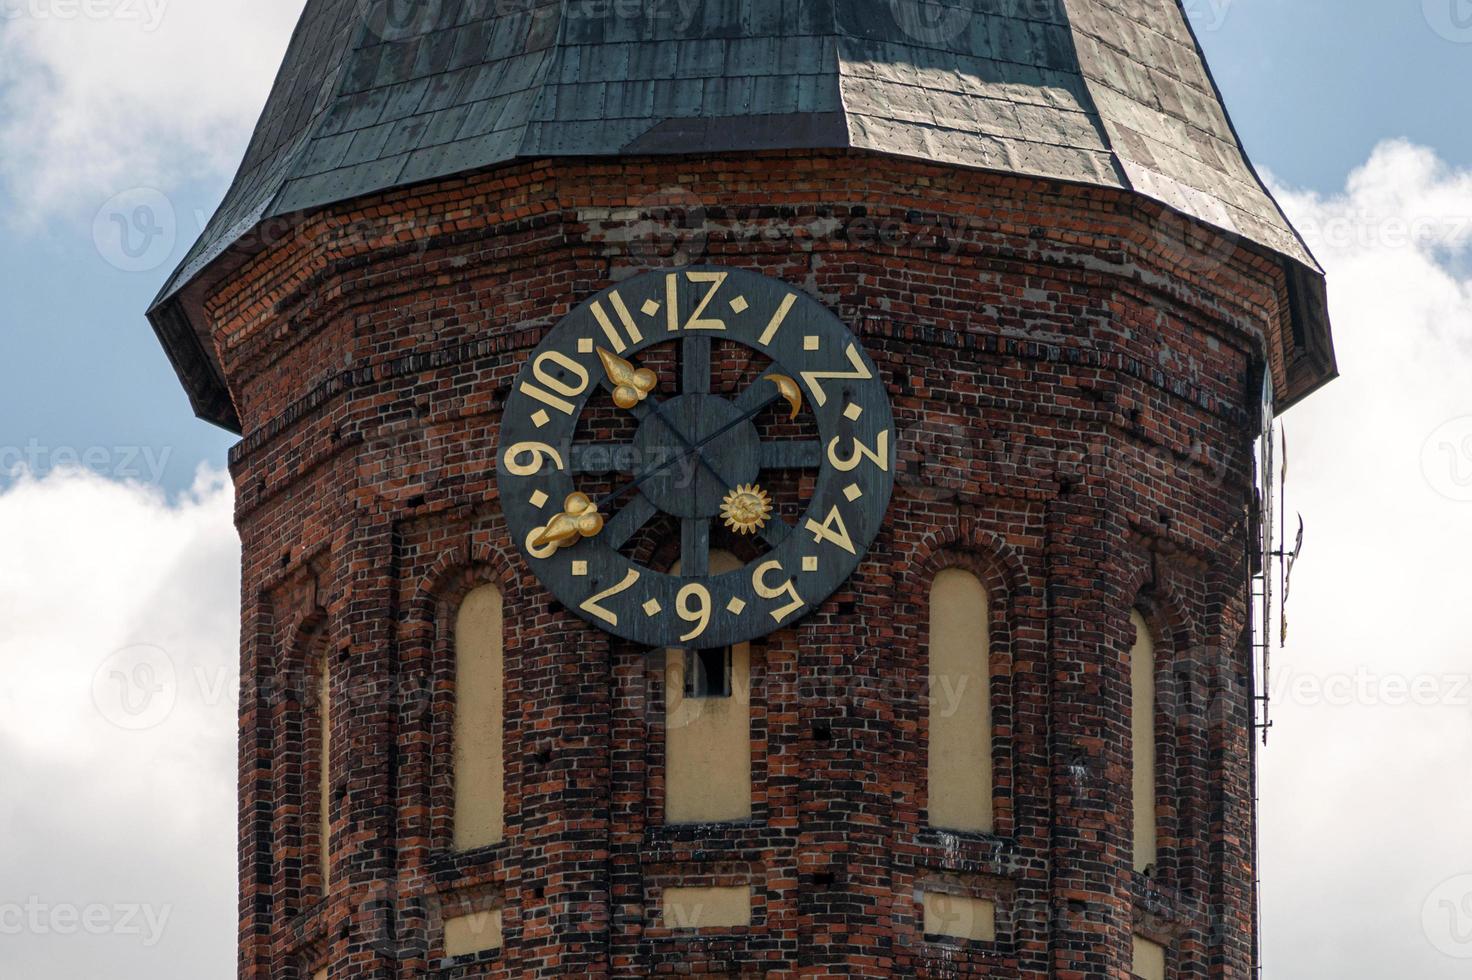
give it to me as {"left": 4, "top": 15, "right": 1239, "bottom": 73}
{"left": 405, "top": 538, "right": 520, "bottom": 626}
{"left": 278, "top": 604, "right": 329, "bottom": 670}
{"left": 901, "top": 513, "right": 1038, "bottom": 600}
{"left": 1120, "top": 550, "right": 1201, "bottom": 651}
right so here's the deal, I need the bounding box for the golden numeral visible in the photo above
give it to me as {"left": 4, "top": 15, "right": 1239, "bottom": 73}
{"left": 758, "top": 293, "right": 797, "bottom": 346}
{"left": 666, "top": 271, "right": 728, "bottom": 332}
{"left": 676, "top": 583, "right": 713, "bottom": 642}
{"left": 800, "top": 344, "right": 872, "bottom": 407}
{"left": 502, "top": 441, "right": 566, "bottom": 476}
{"left": 805, "top": 505, "right": 857, "bottom": 555}
{"left": 520, "top": 350, "right": 591, "bottom": 415}
{"left": 753, "top": 560, "right": 805, "bottom": 624}
{"left": 591, "top": 291, "right": 644, "bottom": 353}
{"left": 827, "top": 429, "right": 891, "bottom": 473}
{"left": 580, "top": 568, "right": 641, "bottom": 627}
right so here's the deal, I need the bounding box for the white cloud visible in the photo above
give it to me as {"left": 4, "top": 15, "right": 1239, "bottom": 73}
{"left": 1262, "top": 140, "right": 1472, "bottom": 977}
{"left": 0, "top": 465, "right": 238, "bottom": 978}
{"left": 0, "top": 0, "right": 305, "bottom": 224}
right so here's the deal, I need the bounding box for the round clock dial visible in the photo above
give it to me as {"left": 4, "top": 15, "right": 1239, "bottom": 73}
{"left": 498, "top": 267, "right": 895, "bottom": 649}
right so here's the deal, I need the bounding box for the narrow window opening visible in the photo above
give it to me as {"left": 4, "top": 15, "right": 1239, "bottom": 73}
{"left": 454, "top": 584, "right": 505, "bottom": 851}
{"left": 684, "top": 647, "right": 733, "bottom": 699}
{"left": 1131, "top": 610, "right": 1159, "bottom": 874}
{"left": 927, "top": 568, "right": 993, "bottom": 833}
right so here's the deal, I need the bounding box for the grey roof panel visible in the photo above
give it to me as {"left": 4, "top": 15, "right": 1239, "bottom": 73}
{"left": 150, "top": 0, "right": 1330, "bottom": 432}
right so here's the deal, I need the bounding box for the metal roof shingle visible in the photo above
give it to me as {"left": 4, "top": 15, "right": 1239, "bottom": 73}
{"left": 149, "top": 0, "right": 1328, "bottom": 432}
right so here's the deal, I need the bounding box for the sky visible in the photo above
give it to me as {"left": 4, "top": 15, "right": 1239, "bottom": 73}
{"left": 1, "top": 1, "right": 1471, "bottom": 976}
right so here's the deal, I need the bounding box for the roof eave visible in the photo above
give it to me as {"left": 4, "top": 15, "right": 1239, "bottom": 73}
{"left": 146, "top": 293, "right": 242, "bottom": 434}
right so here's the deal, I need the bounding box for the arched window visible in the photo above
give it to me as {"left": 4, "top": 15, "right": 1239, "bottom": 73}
{"left": 927, "top": 568, "right": 993, "bottom": 834}
{"left": 454, "top": 584, "right": 505, "bottom": 850}
{"left": 1131, "top": 610, "right": 1158, "bottom": 873}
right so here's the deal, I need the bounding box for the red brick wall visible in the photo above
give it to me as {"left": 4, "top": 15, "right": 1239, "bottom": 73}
{"left": 208, "top": 150, "right": 1280, "bottom": 979}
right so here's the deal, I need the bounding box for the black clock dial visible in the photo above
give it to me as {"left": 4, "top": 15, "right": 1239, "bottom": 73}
{"left": 498, "top": 267, "right": 896, "bottom": 649}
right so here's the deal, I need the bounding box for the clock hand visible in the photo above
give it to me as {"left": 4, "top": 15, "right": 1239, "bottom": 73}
{"left": 532, "top": 491, "right": 606, "bottom": 550}
{"left": 647, "top": 397, "right": 741, "bottom": 493}
{"left": 596, "top": 375, "right": 798, "bottom": 511}
{"left": 767, "top": 373, "right": 803, "bottom": 421}
{"left": 597, "top": 348, "right": 658, "bottom": 409}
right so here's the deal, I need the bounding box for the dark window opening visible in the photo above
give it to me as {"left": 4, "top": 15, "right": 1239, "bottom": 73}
{"left": 684, "top": 647, "right": 733, "bottom": 699}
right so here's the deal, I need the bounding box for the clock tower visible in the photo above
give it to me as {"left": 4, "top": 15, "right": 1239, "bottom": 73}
{"left": 149, "top": 2, "right": 1336, "bottom": 978}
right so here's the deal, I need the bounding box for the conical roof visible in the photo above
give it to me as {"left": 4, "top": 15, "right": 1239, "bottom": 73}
{"left": 151, "top": 0, "right": 1329, "bottom": 431}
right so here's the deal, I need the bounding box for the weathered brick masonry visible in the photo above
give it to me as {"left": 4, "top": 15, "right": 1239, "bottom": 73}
{"left": 196, "top": 149, "right": 1306, "bottom": 978}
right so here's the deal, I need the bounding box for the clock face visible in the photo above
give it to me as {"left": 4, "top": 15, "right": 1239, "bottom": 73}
{"left": 498, "top": 267, "right": 895, "bottom": 649}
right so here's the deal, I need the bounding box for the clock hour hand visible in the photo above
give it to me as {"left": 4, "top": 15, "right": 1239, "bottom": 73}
{"left": 532, "top": 492, "right": 605, "bottom": 550}
{"left": 597, "top": 348, "right": 658, "bottom": 410}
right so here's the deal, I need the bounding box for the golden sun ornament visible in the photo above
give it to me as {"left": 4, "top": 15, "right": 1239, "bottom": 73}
{"left": 721, "top": 484, "right": 773, "bottom": 535}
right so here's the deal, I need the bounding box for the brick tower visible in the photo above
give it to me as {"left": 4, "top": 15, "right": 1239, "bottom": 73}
{"left": 149, "top": 2, "right": 1336, "bottom": 978}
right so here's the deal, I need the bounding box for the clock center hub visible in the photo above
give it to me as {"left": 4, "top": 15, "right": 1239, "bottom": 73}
{"left": 632, "top": 394, "right": 761, "bottom": 520}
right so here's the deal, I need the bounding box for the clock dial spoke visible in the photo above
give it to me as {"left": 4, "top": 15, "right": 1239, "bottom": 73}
{"left": 603, "top": 494, "right": 660, "bottom": 551}
{"left": 681, "top": 517, "right": 711, "bottom": 578}
{"left": 759, "top": 515, "right": 793, "bottom": 549}
{"left": 760, "top": 440, "right": 822, "bottom": 470}
{"left": 681, "top": 334, "right": 711, "bottom": 395}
